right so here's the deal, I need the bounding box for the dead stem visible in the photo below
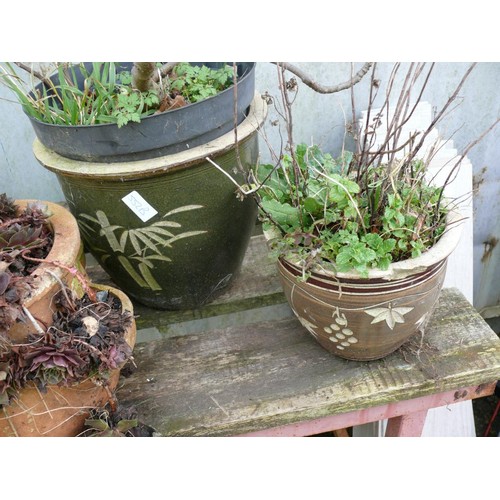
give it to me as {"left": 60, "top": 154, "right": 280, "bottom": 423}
{"left": 274, "top": 62, "right": 373, "bottom": 94}
{"left": 21, "top": 306, "right": 45, "bottom": 334}
{"left": 46, "top": 269, "right": 74, "bottom": 310}
{"left": 21, "top": 251, "right": 96, "bottom": 302}
{"left": 35, "top": 385, "right": 54, "bottom": 420}
{"left": 104, "top": 385, "right": 117, "bottom": 412}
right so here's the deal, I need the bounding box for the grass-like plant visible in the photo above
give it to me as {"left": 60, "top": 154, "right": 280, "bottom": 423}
{"left": 0, "top": 62, "right": 235, "bottom": 128}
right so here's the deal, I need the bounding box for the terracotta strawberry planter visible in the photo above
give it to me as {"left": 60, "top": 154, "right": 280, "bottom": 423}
{"left": 0, "top": 284, "right": 136, "bottom": 437}
{"left": 6, "top": 200, "right": 85, "bottom": 343}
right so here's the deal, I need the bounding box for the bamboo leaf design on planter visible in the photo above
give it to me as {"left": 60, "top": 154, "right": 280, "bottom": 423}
{"left": 78, "top": 205, "right": 207, "bottom": 290}
{"left": 117, "top": 255, "right": 150, "bottom": 289}
{"left": 138, "top": 261, "right": 161, "bottom": 291}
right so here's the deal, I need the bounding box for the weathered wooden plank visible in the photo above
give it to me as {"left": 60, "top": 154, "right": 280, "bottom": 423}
{"left": 116, "top": 287, "right": 500, "bottom": 436}
{"left": 86, "top": 234, "right": 286, "bottom": 331}
{"left": 237, "top": 383, "right": 495, "bottom": 436}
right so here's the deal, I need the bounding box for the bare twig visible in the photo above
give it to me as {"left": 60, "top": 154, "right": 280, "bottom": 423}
{"left": 21, "top": 306, "right": 45, "bottom": 335}
{"left": 406, "top": 63, "right": 478, "bottom": 166}
{"left": 21, "top": 251, "right": 96, "bottom": 302}
{"left": 277, "top": 63, "right": 304, "bottom": 227}
{"left": 231, "top": 62, "right": 246, "bottom": 178}
{"left": 435, "top": 116, "right": 500, "bottom": 214}
{"left": 14, "top": 62, "right": 49, "bottom": 85}
{"left": 151, "top": 62, "right": 179, "bottom": 83}
{"left": 273, "top": 62, "right": 373, "bottom": 94}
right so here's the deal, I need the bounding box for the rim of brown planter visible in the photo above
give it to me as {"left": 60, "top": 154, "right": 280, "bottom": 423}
{"left": 0, "top": 283, "right": 136, "bottom": 437}
{"left": 8, "top": 200, "right": 85, "bottom": 343}
{"left": 264, "top": 204, "right": 463, "bottom": 282}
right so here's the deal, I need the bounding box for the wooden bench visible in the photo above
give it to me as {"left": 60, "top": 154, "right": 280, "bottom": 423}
{"left": 87, "top": 235, "right": 500, "bottom": 437}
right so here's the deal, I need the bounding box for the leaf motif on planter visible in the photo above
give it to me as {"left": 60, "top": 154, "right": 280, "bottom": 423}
{"left": 78, "top": 205, "right": 207, "bottom": 290}
{"left": 296, "top": 316, "right": 319, "bottom": 338}
{"left": 365, "top": 304, "right": 414, "bottom": 330}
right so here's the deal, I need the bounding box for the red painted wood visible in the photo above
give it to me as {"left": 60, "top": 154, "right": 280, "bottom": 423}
{"left": 385, "top": 410, "right": 428, "bottom": 437}
{"left": 237, "top": 383, "right": 495, "bottom": 437}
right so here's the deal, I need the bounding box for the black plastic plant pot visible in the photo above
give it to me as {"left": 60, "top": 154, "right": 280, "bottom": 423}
{"left": 25, "top": 62, "right": 256, "bottom": 162}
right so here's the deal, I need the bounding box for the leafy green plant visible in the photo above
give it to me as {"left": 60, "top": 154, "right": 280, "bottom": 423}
{"left": 250, "top": 63, "right": 499, "bottom": 278}
{"left": 0, "top": 62, "right": 235, "bottom": 128}
{"left": 82, "top": 403, "right": 160, "bottom": 437}
{"left": 255, "top": 143, "right": 447, "bottom": 277}
{"left": 170, "top": 62, "right": 234, "bottom": 102}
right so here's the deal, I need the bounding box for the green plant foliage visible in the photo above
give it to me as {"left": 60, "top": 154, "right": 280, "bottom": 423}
{"left": 82, "top": 403, "right": 159, "bottom": 437}
{"left": 170, "top": 62, "right": 234, "bottom": 103}
{"left": 255, "top": 143, "right": 448, "bottom": 277}
{"left": 0, "top": 62, "right": 235, "bottom": 128}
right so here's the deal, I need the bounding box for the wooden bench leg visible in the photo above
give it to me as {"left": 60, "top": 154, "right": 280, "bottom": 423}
{"left": 332, "top": 428, "right": 351, "bottom": 437}
{"left": 385, "top": 410, "right": 428, "bottom": 437}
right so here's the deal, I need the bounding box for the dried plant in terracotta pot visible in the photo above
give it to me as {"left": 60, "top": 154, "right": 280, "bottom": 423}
{"left": 0, "top": 194, "right": 85, "bottom": 342}
{"left": 0, "top": 194, "right": 136, "bottom": 436}
{"left": 0, "top": 282, "right": 136, "bottom": 437}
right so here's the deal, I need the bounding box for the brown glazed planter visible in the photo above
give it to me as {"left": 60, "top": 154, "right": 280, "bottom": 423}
{"left": 7, "top": 200, "right": 85, "bottom": 343}
{"left": 0, "top": 284, "right": 136, "bottom": 437}
{"left": 268, "top": 208, "right": 463, "bottom": 361}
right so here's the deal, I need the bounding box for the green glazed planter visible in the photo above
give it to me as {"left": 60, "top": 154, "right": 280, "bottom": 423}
{"left": 33, "top": 94, "right": 267, "bottom": 310}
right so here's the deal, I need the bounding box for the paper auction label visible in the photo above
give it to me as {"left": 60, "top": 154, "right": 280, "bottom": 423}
{"left": 122, "top": 191, "right": 158, "bottom": 222}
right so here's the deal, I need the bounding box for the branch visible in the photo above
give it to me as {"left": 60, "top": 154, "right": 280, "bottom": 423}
{"left": 406, "top": 63, "right": 477, "bottom": 166}
{"left": 271, "top": 62, "right": 373, "bottom": 94}
{"left": 14, "top": 62, "right": 51, "bottom": 86}
{"left": 435, "top": 115, "right": 500, "bottom": 215}
{"left": 131, "top": 62, "right": 156, "bottom": 92}
{"left": 21, "top": 251, "right": 96, "bottom": 302}
{"left": 151, "top": 62, "right": 179, "bottom": 83}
